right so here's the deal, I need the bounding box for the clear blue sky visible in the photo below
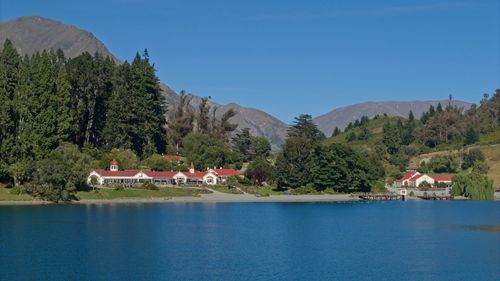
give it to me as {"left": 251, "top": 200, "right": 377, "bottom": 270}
{"left": 1, "top": 0, "right": 498, "bottom": 122}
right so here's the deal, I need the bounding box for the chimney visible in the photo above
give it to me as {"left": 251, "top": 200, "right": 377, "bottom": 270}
{"left": 189, "top": 162, "right": 195, "bottom": 174}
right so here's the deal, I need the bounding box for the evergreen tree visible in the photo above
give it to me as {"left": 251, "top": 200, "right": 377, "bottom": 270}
{"left": 276, "top": 114, "right": 324, "bottom": 189}
{"left": 232, "top": 128, "right": 253, "bottom": 162}
{"left": 287, "top": 114, "right": 325, "bottom": 141}
{"left": 103, "top": 51, "right": 166, "bottom": 157}
{"left": 382, "top": 121, "right": 401, "bottom": 154}
{"left": 464, "top": 127, "right": 479, "bottom": 145}
{"left": 14, "top": 51, "right": 71, "bottom": 159}
{"left": 0, "top": 39, "right": 20, "bottom": 173}
{"left": 67, "top": 52, "right": 115, "bottom": 147}
{"left": 401, "top": 111, "right": 416, "bottom": 145}
{"left": 331, "top": 127, "right": 341, "bottom": 137}
{"left": 310, "top": 143, "right": 376, "bottom": 192}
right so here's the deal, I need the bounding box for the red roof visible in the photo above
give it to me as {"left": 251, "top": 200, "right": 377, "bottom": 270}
{"left": 185, "top": 171, "right": 209, "bottom": 180}
{"left": 161, "top": 155, "right": 184, "bottom": 161}
{"left": 93, "top": 169, "right": 141, "bottom": 177}
{"left": 214, "top": 168, "right": 240, "bottom": 177}
{"left": 432, "top": 175, "right": 452, "bottom": 182}
{"left": 399, "top": 171, "right": 418, "bottom": 181}
{"left": 144, "top": 171, "right": 178, "bottom": 178}
{"left": 110, "top": 159, "right": 118, "bottom": 165}
{"left": 410, "top": 174, "right": 424, "bottom": 181}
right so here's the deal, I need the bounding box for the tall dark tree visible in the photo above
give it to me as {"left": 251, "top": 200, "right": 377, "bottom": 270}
{"left": 67, "top": 52, "right": 115, "bottom": 147}
{"left": 14, "top": 51, "right": 72, "bottom": 160}
{"left": 103, "top": 51, "right": 166, "bottom": 157}
{"left": 287, "top": 114, "right": 325, "bottom": 141}
{"left": 311, "top": 143, "right": 376, "bottom": 192}
{"left": 331, "top": 127, "right": 341, "bottom": 137}
{"left": 197, "top": 96, "right": 211, "bottom": 134}
{"left": 276, "top": 114, "right": 324, "bottom": 189}
{"left": 0, "top": 39, "right": 20, "bottom": 174}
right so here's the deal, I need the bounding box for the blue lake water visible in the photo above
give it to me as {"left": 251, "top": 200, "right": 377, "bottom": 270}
{"left": 0, "top": 201, "right": 499, "bottom": 281}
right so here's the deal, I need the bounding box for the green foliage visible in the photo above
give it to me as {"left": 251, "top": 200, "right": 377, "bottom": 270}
{"left": 276, "top": 136, "right": 314, "bottom": 189}
{"left": 100, "top": 148, "right": 139, "bottom": 170}
{"left": 310, "top": 143, "right": 378, "bottom": 192}
{"left": 421, "top": 155, "right": 460, "bottom": 173}
{"left": 23, "top": 143, "right": 92, "bottom": 202}
{"left": 462, "top": 149, "right": 485, "bottom": 170}
{"left": 182, "top": 133, "right": 241, "bottom": 170}
{"left": 103, "top": 51, "right": 166, "bottom": 157}
{"left": 245, "top": 157, "right": 276, "bottom": 185}
{"left": 290, "top": 184, "right": 318, "bottom": 195}
{"left": 331, "top": 127, "right": 341, "bottom": 137}
{"left": 141, "top": 181, "right": 159, "bottom": 190}
{"left": 382, "top": 121, "right": 401, "bottom": 154}
{"left": 464, "top": 127, "right": 479, "bottom": 145}
{"left": 232, "top": 128, "right": 271, "bottom": 162}
{"left": 452, "top": 172, "right": 494, "bottom": 200}
{"left": 287, "top": 114, "right": 325, "bottom": 141}
{"left": 141, "top": 154, "right": 187, "bottom": 171}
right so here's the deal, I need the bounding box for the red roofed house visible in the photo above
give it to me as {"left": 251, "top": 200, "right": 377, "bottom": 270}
{"left": 87, "top": 160, "right": 240, "bottom": 187}
{"left": 395, "top": 170, "right": 453, "bottom": 188}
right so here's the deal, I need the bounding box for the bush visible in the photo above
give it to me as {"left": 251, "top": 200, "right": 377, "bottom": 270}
{"left": 462, "top": 149, "right": 485, "bottom": 170}
{"left": 291, "top": 184, "right": 317, "bottom": 195}
{"left": 142, "top": 181, "right": 159, "bottom": 190}
{"left": 426, "top": 155, "right": 460, "bottom": 173}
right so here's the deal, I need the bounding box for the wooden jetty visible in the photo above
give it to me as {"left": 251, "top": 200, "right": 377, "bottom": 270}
{"left": 359, "top": 193, "right": 401, "bottom": 201}
{"left": 418, "top": 194, "right": 454, "bottom": 200}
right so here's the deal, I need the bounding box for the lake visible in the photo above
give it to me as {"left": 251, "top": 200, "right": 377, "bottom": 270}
{"left": 0, "top": 201, "right": 499, "bottom": 281}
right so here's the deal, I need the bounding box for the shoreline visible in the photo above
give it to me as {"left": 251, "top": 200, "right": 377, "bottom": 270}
{"left": 1, "top": 192, "right": 498, "bottom": 205}
{"left": 0, "top": 193, "right": 360, "bottom": 205}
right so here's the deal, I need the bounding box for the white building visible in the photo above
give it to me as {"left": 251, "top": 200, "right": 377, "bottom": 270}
{"left": 87, "top": 160, "right": 240, "bottom": 187}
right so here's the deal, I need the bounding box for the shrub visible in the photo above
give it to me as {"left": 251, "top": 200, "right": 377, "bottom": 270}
{"left": 291, "top": 184, "right": 317, "bottom": 195}
{"left": 142, "top": 181, "right": 159, "bottom": 190}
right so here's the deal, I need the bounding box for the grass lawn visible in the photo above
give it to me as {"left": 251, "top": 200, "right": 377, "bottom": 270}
{"left": 210, "top": 185, "right": 244, "bottom": 194}
{"left": 76, "top": 187, "right": 205, "bottom": 200}
{"left": 0, "top": 186, "right": 34, "bottom": 201}
{"left": 241, "top": 186, "right": 284, "bottom": 196}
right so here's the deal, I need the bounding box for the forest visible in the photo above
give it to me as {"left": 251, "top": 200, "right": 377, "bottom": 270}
{"left": 0, "top": 38, "right": 499, "bottom": 201}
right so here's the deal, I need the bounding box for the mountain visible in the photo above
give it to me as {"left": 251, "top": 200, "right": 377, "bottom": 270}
{"left": 0, "top": 16, "right": 118, "bottom": 61}
{"left": 313, "top": 100, "right": 472, "bottom": 136}
{"left": 0, "top": 16, "right": 289, "bottom": 149}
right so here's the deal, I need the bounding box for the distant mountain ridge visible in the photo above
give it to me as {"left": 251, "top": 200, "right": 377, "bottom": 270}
{"left": 313, "top": 100, "right": 472, "bottom": 136}
{"left": 0, "top": 16, "right": 289, "bottom": 149}
{"left": 0, "top": 16, "right": 476, "bottom": 147}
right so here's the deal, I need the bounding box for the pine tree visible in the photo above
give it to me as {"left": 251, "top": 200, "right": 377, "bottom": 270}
{"left": 67, "top": 52, "right": 115, "bottom": 147}
{"left": 464, "top": 127, "right": 478, "bottom": 145}
{"left": 0, "top": 39, "right": 20, "bottom": 167}
{"left": 104, "top": 51, "right": 166, "bottom": 157}
{"left": 331, "top": 127, "right": 341, "bottom": 137}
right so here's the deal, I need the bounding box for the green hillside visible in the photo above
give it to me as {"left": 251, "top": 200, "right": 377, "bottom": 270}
{"left": 324, "top": 116, "right": 405, "bottom": 148}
